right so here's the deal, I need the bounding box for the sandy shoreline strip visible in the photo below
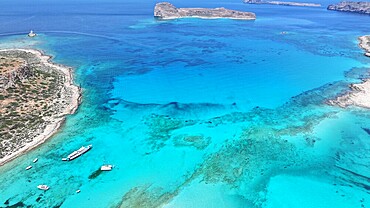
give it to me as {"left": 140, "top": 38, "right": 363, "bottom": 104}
{"left": 0, "top": 49, "right": 81, "bottom": 166}
{"left": 328, "top": 35, "right": 370, "bottom": 109}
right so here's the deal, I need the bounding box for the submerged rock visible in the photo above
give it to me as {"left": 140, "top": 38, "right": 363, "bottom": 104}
{"left": 154, "top": 2, "right": 256, "bottom": 20}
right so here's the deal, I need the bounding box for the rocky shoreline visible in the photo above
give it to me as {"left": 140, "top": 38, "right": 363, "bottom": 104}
{"left": 0, "top": 49, "right": 81, "bottom": 166}
{"left": 328, "top": 36, "right": 370, "bottom": 109}
{"left": 244, "top": 0, "right": 321, "bottom": 7}
{"left": 154, "top": 2, "right": 256, "bottom": 20}
{"left": 359, "top": 35, "right": 370, "bottom": 57}
{"left": 327, "top": 1, "right": 370, "bottom": 14}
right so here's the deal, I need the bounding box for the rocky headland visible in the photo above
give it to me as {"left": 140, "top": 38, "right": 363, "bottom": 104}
{"left": 154, "top": 2, "right": 256, "bottom": 20}
{"left": 244, "top": 0, "right": 321, "bottom": 7}
{"left": 0, "top": 49, "right": 81, "bottom": 165}
{"left": 329, "top": 36, "right": 370, "bottom": 109}
{"left": 327, "top": 1, "right": 370, "bottom": 14}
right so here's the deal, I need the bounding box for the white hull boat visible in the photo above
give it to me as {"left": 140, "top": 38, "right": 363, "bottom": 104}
{"left": 63, "top": 145, "right": 92, "bottom": 161}
{"left": 37, "top": 185, "right": 49, "bottom": 190}
{"left": 28, "top": 30, "right": 36, "bottom": 37}
{"left": 101, "top": 165, "right": 113, "bottom": 171}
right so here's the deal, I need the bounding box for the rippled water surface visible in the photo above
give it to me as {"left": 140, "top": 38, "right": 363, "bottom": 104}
{"left": 1, "top": 0, "right": 370, "bottom": 207}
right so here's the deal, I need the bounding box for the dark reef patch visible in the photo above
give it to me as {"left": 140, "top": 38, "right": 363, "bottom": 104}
{"left": 3, "top": 199, "right": 9, "bottom": 205}
{"left": 3, "top": 201, "right": 27, "bottom": 208}
{"left": 52, "top": 202, "right": 63, "bottom": 208}
{"left": 35, "top": 196, "right": 42, "bottom": 203}
{"left": 362, "top": 127, "right": 370, "bottom": 135}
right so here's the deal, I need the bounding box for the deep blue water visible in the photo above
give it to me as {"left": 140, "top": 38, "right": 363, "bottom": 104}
{"left": 0, "top": 0, "right": 370, "bottom": 207}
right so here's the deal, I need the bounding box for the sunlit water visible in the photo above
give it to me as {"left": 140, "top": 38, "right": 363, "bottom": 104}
{"left": 0, "top": 0, "right": 370, "bottom": 207}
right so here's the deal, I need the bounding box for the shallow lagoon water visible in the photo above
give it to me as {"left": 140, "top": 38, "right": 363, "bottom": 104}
{"left": 1, "top": 0, "right": 370, "bottom": 207}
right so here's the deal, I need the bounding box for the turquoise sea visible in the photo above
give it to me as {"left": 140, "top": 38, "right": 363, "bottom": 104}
{"left": 1, "top": 0, "right": 370, "bottom": 207}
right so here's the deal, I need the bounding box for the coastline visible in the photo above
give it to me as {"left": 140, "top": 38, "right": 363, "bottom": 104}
{"left": 158, "top": 16, "right": 256, "bottom": 20}
{"left": 0, "top": 49, "right": 81, "bottom": 166}
{"left": 359, "top": 36, "right": 370, "bottom": 57}
{"left": 328, "top": 35, "right": 370, "bottom": 109}
{"left": 244, "top": 0, "right": 321, "bottom": 7}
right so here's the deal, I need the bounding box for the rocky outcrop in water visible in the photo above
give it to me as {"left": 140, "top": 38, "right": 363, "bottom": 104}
{"left": 154, "top": 2, "right": 256, "bottom": 20}
{"left": 244, "top": 0, "right": 321, "bottom": 7}
{"left": 327, "top": 1, "right": 370, "bottom": 14}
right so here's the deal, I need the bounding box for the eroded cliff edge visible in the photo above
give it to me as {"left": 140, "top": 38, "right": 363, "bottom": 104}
{"left": 154, "top": 2, "right": 256, "bottom": 20}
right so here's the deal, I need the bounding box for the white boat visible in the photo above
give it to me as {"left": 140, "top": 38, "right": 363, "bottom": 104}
{"left": 76, "top": 189, "right": 81, "bottom": 193}
{"left": 101, "top": 165, "right": 113, "bottom": 171}
{"left": 28, "top": 30, "right": 36, "bottom": 37}
{"left": 37, "top": 185, "right": 49, "bottom": 190}
{"left": 63, "top": 145, "right": 92, "bottom": 161}
{"left": 33, "top": 158, "right": 38, "bottom": 163}
{"left": 26, "top": 165, "right": 32, "bottom": 170}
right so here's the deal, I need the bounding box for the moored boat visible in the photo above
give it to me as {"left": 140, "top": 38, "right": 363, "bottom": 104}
{"left": 28, "top": 30, "right": 36, "bottom": 37}
{"left": 101, "top": 165, "right": 113, "bottom": 171}
{"left": 26, "top": 166, "right": 32, "bottom": 170}
{"left": 33, "top": 158, "right": 38, "bottom": 163}
{"left": 63, "top": 145, "right": 92, "bottom": 161}
{"left": 37, "top": 185, "right": 49, "bottom": 190}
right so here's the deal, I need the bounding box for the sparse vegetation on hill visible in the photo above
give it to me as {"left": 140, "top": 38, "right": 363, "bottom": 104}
{"left": 0, "top": 50, "right": 80, "bottom": 161}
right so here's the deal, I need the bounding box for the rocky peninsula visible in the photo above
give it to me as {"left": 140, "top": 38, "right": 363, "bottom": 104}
{"left": 0, "top": 49, "right": 81, "bottom": 165}
{"left": 244, "top": 0, "right": 321, "bottom": 7}
{"left": 154, "top": 2, "right": 256, "bottom": 20}
{"left": 327, "top": 1, "right": 370, "bottom": 14}
{"left": 329, "top": 36, "right": 370, "bottom": 109}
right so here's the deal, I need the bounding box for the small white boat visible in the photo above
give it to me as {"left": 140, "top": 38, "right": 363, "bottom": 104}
{"left": 76, "top": 189, "right": 81, "bottom": 193}
{"left": 37, "top": 185, "right": 49, "bottom": 191}
{"left": 33, "top": 158, "right": 38, "bottom": 163}
{"left": 100, "top": 165, "right": 113, "bottom": 171}
{"left": 62, "top": 158, "right": 68, "bottom": 161}
{"left": 26, "top": 165, "right": 32, "bottom": 170}
{"left": 28, "top": 30, "right": 36, "bottom": 37}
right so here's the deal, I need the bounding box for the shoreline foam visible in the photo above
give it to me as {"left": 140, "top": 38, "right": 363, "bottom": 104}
{"left": 0, "top": 49, "right": 81, "bottom": 166}
{"left": 328, "top": 35, "right": 370, "bottom": 109}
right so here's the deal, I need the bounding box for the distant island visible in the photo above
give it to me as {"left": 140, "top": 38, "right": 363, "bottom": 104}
{"left": 244, "top": 0, "right": 321, "bottom": 7}
{"left": 0, "top": 49, "right": 80, "bottom": 165}
{"left": 327, "top": 1, "right": 370, "bottom": 14}
{"left": 154, "top": 2, "right": 256, "bottom": 20}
